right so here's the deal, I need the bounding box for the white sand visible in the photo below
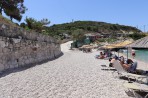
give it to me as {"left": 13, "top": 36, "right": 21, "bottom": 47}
{"left": 0, "top": 41, "right": 147, "bottom": 98}
{"left": 61, "top": 41, "right": 73, "bottom": 52}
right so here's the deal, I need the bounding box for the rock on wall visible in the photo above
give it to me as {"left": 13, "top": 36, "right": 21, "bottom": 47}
{"left": 0, "top": 23, "right": 62, "bottom": 73}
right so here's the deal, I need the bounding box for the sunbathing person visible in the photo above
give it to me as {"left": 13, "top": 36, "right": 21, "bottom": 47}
{"left": 118, "top": 56, "right": 137, "bottom": 73}
{"left": 109, "top": 55, "right": 118, "bottom": 67}
{"left": 97, "top": 52, "right": 105, "bottom": 59}
{"left": 111, "top": 56, "right": 148, "bottom": 75}
{"left": 109, "top": 55, "right": 137, "bottom": 73}
{"left": 95, "top": 52, "right": 105, "bottom": 59}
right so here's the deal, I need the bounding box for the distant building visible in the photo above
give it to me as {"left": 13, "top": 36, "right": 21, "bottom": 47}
{"left": 85, "top": 33, "right": 103, "bottom": 41}
{"left": 60, "top": 33, "right": 71, "bottom": 39}
{"left": 100, "top": 32, "right": 110, "bottom": 38}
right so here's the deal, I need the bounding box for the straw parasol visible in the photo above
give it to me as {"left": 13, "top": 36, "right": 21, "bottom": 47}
{"left": 80, "top": 45, "right": 94, "bottom": 48}
{"left": 101, "top": 40, "right": 133, "bottom": 58}
{"left": 101, "top": 40, "right": 133, "bottom": 49}
{"left": 127, "top": 36, "right": 148, "bottom": 49}
{"left": 113, "top": 40, "right": 133, "bottom": 48}
{"left": 101, "top": 45, "right": 117, "bottom": 49}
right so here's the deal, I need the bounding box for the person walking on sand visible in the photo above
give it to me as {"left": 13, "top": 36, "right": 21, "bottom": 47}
{"left": 131, "top": 49, "right": 136, "bottom": 59}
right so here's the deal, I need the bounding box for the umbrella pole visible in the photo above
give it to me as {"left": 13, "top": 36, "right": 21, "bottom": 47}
{"left": 127, "top": 48, "right": 128, "bottom": 59}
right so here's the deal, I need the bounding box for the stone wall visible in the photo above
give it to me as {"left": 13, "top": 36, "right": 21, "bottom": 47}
{"left": 0, "top": 23, "right": 62, "bottom": 73}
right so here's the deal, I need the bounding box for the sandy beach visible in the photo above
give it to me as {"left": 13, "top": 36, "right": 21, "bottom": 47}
{"left": 0, "top": 41, "right": 147, "bottom": 98}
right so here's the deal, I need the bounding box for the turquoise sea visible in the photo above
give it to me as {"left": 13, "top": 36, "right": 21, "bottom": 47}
{"left": 134, "top": 50, "right": 148, "bottom": 63}
{"left": 123, "top": 49, "right": 148, "bottom": 63}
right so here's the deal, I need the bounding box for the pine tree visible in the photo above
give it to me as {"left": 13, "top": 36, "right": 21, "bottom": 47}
{"left": 0, "top": 0, "right": 27, "bottom": 21}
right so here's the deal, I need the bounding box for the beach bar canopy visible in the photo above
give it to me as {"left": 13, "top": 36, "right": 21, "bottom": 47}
{"left": 101, "top": 40, "right": 133, "bottom": 49}
{"left": 101, "top": 45, "right": 117, "bottom": 49}
{"left": 127, "top": 36, "right": 148, "bottom": 49}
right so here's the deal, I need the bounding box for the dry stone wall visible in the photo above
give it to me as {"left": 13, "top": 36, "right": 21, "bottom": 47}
{"left": 0, "top": 23, "right": 62, "bottom": 73}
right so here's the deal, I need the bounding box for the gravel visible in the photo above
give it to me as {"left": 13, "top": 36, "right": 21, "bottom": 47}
{"left": 0, "top": 41, "right": 144, "bottom": 98}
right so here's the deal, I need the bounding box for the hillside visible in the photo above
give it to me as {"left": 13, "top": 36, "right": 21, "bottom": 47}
{"left": 0, "top": 15, "right": 143, "bottom": 42}
{"left": 47, "top": 21, "right": 141, "bottom": 35}
{"left": 0, "top": 15, "right": 17, "bottom": 27}
{"left": 0, "top": 15, "right": 141, "bottom": 35}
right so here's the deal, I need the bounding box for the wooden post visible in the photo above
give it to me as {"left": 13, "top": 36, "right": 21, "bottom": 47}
{"left": 127, "top": 47, "right": 128, "bottom": 59}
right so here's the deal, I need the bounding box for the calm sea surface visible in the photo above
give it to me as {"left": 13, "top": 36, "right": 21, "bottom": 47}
{"left": 134, "top": 50, "right": 148, "bottom": 63}
{"left": 123, "top": 49, "right": 148, "bottom": 63}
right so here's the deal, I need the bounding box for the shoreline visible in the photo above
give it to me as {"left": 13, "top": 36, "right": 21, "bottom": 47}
{"left": 114, "top": 51, "right": 148, "bottom": 70}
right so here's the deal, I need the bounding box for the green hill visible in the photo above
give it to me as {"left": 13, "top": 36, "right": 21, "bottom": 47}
{"left": 0, "top": 15, "right": 143, "bottom": 42}
{"left": 47, "top": 21, "right": 141, "bottom": 36}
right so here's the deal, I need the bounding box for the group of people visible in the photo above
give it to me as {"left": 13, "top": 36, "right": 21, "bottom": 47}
{"left": 96, "top": 51, "right": 112, "bottom": 59}
{"left": 109, "top": 55, "right": 137, "bottom": 73}
{"left": 95, "top": 50, "right": 147, "bottom": 75}
{"left": 96, "top": 49, "right": 136, "bottom": 60}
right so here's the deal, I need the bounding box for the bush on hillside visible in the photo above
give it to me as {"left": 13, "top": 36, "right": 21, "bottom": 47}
{"left": 129, "top": 32, "right": 146, "bottom": 40}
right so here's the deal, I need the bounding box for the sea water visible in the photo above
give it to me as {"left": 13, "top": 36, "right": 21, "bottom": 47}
{"left": 134, "top": 50, "right": 148, "bottom": 63}
{"left": 123, "top": 49, "right": 148, "bottom": 63}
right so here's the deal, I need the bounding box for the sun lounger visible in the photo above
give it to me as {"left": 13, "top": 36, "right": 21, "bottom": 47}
{"left": 123, "top": 82, "right": 148, "bottom": 98}
{"left": 112, "top": 60, "right": 147, "bottom": 83}
{"left": 100, "top": 65, "right": 116, "bottom": 71}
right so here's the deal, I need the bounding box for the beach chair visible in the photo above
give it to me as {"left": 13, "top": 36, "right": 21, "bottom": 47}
{"left": 123, "top": 82, "right": 148, "bottom": 98}
{"left": 100, "top": 64, "right": 116, "bottom": 71}
{"left": 112, "top": 60, "right": 147, "bottom": 83}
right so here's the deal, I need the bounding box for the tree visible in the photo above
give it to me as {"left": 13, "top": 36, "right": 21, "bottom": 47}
{"left": 72, "top": 29, "right": 85, "bottom": 40}
{"left": 25, "top": 17, "right": 36, "bottom": 29}
{"left": 20, "top": 22, "right": 26, "bottom": 28}
{"left": 25, "top": 17, "right": 50, "bottom": 32}
{"left": 129, "top": 32, "right": 146, "bottom": 40}
{"left": 4, "top": 5, "right": 22, "bottom": 21}
{"left": 40, "top": 18, "right": 50, "bottom": 26}
{"left": 0, "top": 0, "right": 27, "bottom": 21}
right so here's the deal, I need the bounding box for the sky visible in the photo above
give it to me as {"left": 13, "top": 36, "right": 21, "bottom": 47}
{"left": 20, "top": 0, "right": 148, "bottom": 32}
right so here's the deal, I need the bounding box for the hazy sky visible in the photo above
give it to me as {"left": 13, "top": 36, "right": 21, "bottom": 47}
{"left": 21, "top": 0, "right": 148, "bottom": 31}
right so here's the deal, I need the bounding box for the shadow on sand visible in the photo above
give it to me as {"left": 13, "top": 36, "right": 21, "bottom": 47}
{"left": 0, "top": 52, "right": 64, "bottom": 78}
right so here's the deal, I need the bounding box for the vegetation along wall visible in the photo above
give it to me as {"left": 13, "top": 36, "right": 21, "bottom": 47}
{"left": 0, "top": 23, "right": 62, "bottom": 73}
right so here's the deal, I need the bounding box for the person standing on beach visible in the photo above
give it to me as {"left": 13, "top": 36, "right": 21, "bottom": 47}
{"left": 131, "top": 50, "right": 136, "bottom": 59}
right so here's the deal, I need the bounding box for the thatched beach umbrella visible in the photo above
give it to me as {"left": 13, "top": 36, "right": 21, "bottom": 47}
{"left": 127, "top": 36, "right": 148, "bottom": 49}
{"left": 101, "top": 40, "right": 133, "bottom": 49}
{"left": 113, "top": 40, "right": 133, "bottom": 48}
{"left": 101, "top": 45, "right": 117, "bottom": 49}
{"left": 126, "top": 36, "right": 148, "bottom": 59}
{"left": 101, "top": 40, "right": 133, "bottom": 57}
{"left": 79, "top": 45, "right": 94, "bottom": 52}
{"left": 114, "top": 40, "right": 133, "bottom": 58}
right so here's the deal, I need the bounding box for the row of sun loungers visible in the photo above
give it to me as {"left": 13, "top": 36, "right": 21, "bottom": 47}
{"left": 112, "top": 60, "right": 147, "bottom": 83}
{"left": 101, "top": 60, "right": 148, "bottom": 98}
{"left": 124, "top": 82, "right": 148, "bottom": 98}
